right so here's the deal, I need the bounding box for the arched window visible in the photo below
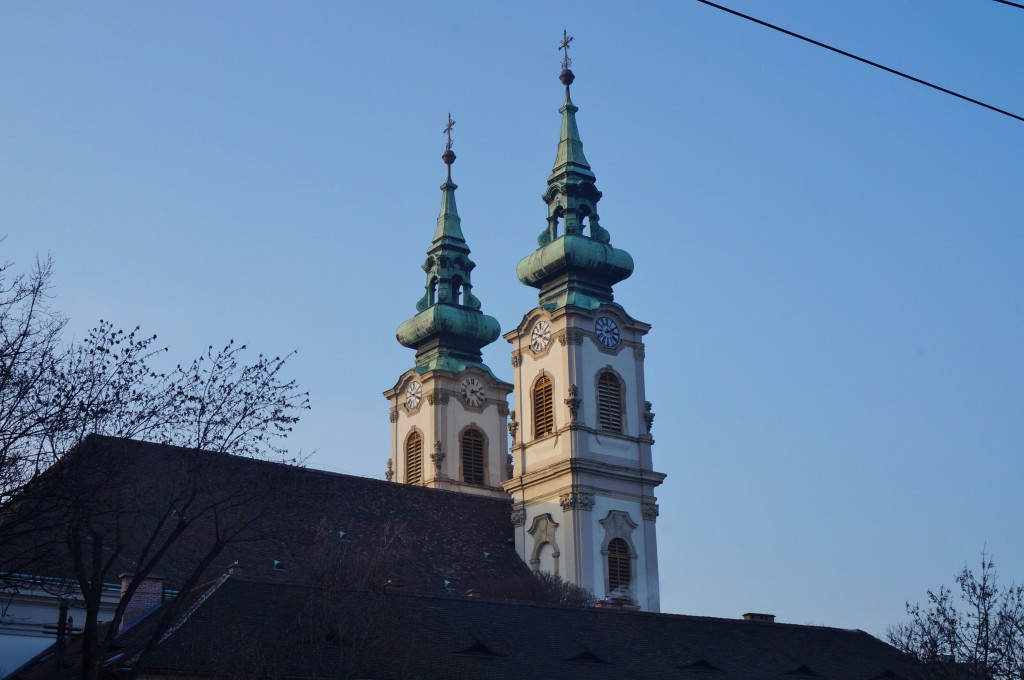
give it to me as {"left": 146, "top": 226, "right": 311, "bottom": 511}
{"left": 533, "top": 375, "right": 554, "bottom": 437}
{"left": 607, "top": 538, "right": 631, "bottom": 593}
{"left": 597, "top": 371, "right": 623, "bottom": 433}
{"left": 461, "top": 428, "right": 484, "bottom": 485}
{"left": 552, "top": 206, "right": 564, "bottom": 238}
{"left": 579, "top": 206, "right": 591, "bottom": 237}
{"left": 452, "top": 276, "right": 463, "bottom": 305}
{"left": 406, "top": 431, "right": 423, "bottom": 485}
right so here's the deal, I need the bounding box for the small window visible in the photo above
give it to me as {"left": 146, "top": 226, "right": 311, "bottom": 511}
{"left": 597, "top": 372, "right": 622, "bottom": 433}
{"left": 461, "top": 428, "right": 484, "bottom": 485}
{"left": 607, "top": 538, "right": 631, "bottom": 593}
{"left": 579, "top": 208, "right": 591, "bottom": 237}
{"left": 406, "top": 431, "right": 423, "bottom": 485}
{"left": 452, "top": 276, "right": 464, "bottom": 305}
{"left": 533, "top": 375, "right": 554, "bottom": 437}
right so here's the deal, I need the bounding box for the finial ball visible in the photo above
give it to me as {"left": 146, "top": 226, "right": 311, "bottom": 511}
{"left": 559, "top": 68, "right": 575, "bottom": 86}
{"left": 442, "top": 148, "right": 456, "bottom": 166}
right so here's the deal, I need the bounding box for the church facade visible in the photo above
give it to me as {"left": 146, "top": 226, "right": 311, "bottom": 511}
{"left": 383, "top": 55, "right": 665, "bottom": 611}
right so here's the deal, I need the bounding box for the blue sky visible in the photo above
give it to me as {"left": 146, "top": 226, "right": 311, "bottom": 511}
{"left": 2, "top": 1, "right": 1021, "bottom": 637}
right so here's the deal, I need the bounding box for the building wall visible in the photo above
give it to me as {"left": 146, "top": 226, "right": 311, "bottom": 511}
{"left": 0, "top": 583, "right": 120, "bottom": 676}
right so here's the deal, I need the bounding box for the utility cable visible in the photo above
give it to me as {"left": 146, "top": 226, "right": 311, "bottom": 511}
{"left": 696, "top": 0, "right": 1024, "bottom": 124}
{"left": 993, "top": 0, "right": 1024, "bottom": 10}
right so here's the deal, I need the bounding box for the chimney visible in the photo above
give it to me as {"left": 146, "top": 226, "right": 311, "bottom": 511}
{"left": 742, "top": 612, "right": 775, "bottom": 623}
{"left": 596, "top": 596, "right": 639, "bottom": 610}
{"left": 119, "top": 574, "right": 165, "bottom": 631}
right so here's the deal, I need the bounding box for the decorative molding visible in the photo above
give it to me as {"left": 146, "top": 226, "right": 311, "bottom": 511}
{"left": 527, "top": 513, "right": 561, "bottom": 576}
{"left": 497, "top": 402, "right": 510, "bottom": 417}
{"left": 557, "top": 330, "right": 584, "bottom": 346}
{"left": 511, "top": 507, "right": 526, "bottom": 527}
{"left": 507, "top": 409, "right": 518, "bottom": 445}
{"left": 385, "top": 459, "right": 394, "bottom": 482}
{"left": 642, "top": 502, "right": 660, "bottom": 522}
{"left": 599, "top": 511, "right": 638, "bottom": 553}
{"left": 643, "top": 401, "right": 655, "bottom": 436}
{"left": 559, "top": 490, "right": 595, "bottom": 511}
{"left": 634, "top": 343, "right": 646, "bottom": 360}
{"left": 427, "top": 391, "right": 449, "bottom": 405}
{"left": 430, "top": 441, "right": 445, "bottom": 477}
{"left": 564, "top": 384, "right": 582, "bottom": 424}
{"left": 388, "top": 407, "right": 398, "bottom": 423}
{"left": 511, "top": 351, "right": 522, "bottom": 368}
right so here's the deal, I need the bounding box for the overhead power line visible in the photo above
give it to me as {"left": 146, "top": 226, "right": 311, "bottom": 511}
{"left": 993, "top": 0, "right": 1024, "bottom": 10}
{"left": 696, "top": 0, "right": 1024, "bottom": 124}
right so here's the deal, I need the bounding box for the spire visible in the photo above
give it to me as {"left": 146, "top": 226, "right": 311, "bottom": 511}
{"left": 517, "top": 33, "right": 633, "bottom": 311}
{"left": 550, "top": 31, "right": 595, "bottom": 186}
{"left": 434, "top": 113, "right": 465, "bottom": 244}
{"left": 396, "top": 116, "right": 501, "bottom": 374}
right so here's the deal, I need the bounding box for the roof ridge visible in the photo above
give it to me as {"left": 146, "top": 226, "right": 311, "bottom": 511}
{"left": 84, "top": 435, "right": 514, "bottom": 506}
{"left": 155, "top": 573, "right": 231, "bottom": 645}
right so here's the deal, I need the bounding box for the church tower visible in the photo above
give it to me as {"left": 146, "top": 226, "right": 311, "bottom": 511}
{"left": 384, "top": 119, "right": 513, "bottom": 499}
{"left": 501, "top": 40, "right": 666, "bottom": 611}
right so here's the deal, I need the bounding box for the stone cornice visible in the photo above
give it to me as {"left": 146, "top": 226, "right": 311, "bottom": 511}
{"left": 503, "top": 457, "right": 666, "bottom": 494}
{"left": 504, "top": 304, "right": 651, "bottom": 342}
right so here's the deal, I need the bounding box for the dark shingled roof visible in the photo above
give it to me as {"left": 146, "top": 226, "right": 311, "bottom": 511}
{"left": 12, "top": 578, "right": 928, "bottom": 680}
{"left": 4, "top": 435, "right": 928, "bottom": 680}
{"left": 0, "top": 435, "right": 536, "bottom": 598}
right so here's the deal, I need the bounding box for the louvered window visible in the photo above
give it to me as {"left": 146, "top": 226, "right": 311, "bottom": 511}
{"left": 461, "top": 429, "right": 484, "bottom": 485}
{"left": 533, "top": 375, "right": 554, "bottom": 437}
{"left": 607, "top": 538, "right": 631, "bottom": 593}
{"left": 406, "top": 432, "right": 423, "bottom": 485}
{"left": 597, "top": 372, "right": 623, "bottom": 433}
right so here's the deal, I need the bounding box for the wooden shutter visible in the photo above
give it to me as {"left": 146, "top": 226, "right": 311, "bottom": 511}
{"left": 597, "top": 372, "right": 622, "bottom": 433}
{"left": 461, "top": 429, "right": 485, "bottom": 485}
{"left": 533, "top": 376, "right": 554, "bottom": 437}
{"left": 406, "top": 432, "right": 423, "bottom": 485}
{"left": 608, "top": 538, "right": 631, "bottom": 592}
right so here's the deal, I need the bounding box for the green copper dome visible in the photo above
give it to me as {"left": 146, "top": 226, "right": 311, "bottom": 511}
{"left": 396, "top": 139, "right": 501, "bottom": 373}
{"left": 518, "top": 66, "right": 633, "bottom": 311}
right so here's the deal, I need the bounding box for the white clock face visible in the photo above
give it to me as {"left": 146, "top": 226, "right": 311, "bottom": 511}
{"left": 595, "top": 316, "right": 621, "bottom": 348}
{"left": 460, "top": 377, "right": 486, "bottom": 407}
{"left": 404, "top": 381, "right": 422, "bottom": 409}
{"left": 530, "top": 320, "right": 551, "bottom": 352}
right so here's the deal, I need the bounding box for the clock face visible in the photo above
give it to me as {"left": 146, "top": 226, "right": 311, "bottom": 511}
{"left": 460, "top": 377, "right": 486, "bottom": 407}
{"left": 404, "top": 381, "right": 422, "bottom": 410}
{"left": 595, "top": 316, "right": 621, "bottom": 348}
{"left": 530, "top": 320, "right": 551, "bottom": 352}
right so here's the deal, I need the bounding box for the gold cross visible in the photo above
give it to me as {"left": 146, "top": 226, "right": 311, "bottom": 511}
{"left": 559, "top": 29, "right": 574, "bottom": 70}
{"left": 443, "top": 113, "right": 455, "bottom": 151}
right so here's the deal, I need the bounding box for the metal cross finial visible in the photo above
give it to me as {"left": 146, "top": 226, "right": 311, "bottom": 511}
{"left": 559, "top": 29, "right": 573, "bottom": 70}
{"left": 443, "top": 113, "right": 455, "bottom": 151}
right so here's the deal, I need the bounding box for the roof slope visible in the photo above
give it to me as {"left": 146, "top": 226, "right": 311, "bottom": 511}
{"left": 0, "top": 435, "right": 533, "bottom": 598}
{"left": 19, "top": 578, "right": 926, "bottom": 680}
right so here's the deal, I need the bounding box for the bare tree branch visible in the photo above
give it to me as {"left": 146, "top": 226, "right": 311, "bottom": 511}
{"left": 888, "top": 551, "right": 1024, "bottom": 680}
